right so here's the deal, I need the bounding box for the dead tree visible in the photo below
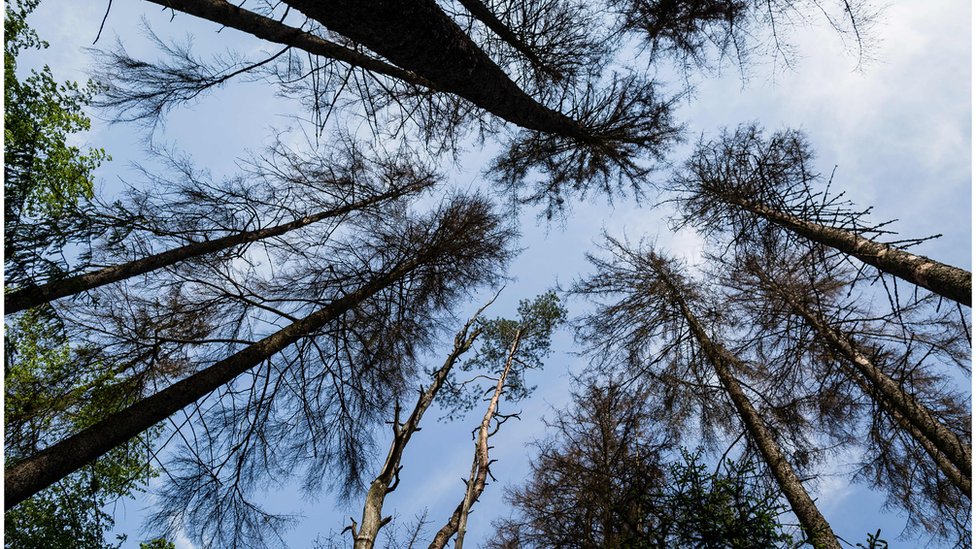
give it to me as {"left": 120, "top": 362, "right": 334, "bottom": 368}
{"left": 5, "top": 196, "right": 513, "bottom": 514}
{"left": 670, "top": 124, "right": 971, "bottom": 306}
{"left": 575, "top": 237, "right": 841, "bottom": 549}
{"left": 430, "top": 292, "right": 566, "bottom": 549}
{"left": 349, "top": 297, "right": 496, "bottom": 549}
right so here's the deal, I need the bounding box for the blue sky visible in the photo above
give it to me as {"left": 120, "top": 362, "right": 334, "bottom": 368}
{"left": 15, "top": 1, "right": 972, "bottom": 547}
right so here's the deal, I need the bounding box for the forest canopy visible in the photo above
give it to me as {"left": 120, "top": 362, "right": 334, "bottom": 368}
{"left": 3, "top": 0, "right": 970, "bottom": 548}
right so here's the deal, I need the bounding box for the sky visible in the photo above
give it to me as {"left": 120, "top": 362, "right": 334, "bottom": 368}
{"left": 13, "top": 0, "right": 973, "bottom": 547}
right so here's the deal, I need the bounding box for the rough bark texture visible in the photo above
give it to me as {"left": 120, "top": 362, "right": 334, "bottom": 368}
{"left": 730, "top": 196, "right": 972, "bottom": 306}
{"left": 281, "top": 0, "right": 587, "bottom": 136}
{"left": 5, "top": 184, "right": 425, "bottom": 314}
{"left": 771, "top": 285, "right": 973, "bottom": 487}
{"left": 145, "top": 0, "right": 437, "bottom": 89}
{"left": 678, "top": 303, "right": 841, "bottom": 549}
{"left": 352, "top": 305, "right": 487, "bottom": 549}
{"left": 4, "top": 255, "right": 427, "bottom": 509}
{"left": 429, "top": 328, "right": 523, "bottom": 549}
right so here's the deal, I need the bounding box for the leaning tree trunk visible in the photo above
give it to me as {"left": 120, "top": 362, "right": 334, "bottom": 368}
{"left": 351, "top": 303, "right": 489, "bottom": 549}
{"left": 5, "top": 250, "right": 434, "bottom": 509}
{"left": 725, "top": 194, "right": 971, "bottom": 306}
{"left": 455, "top": 0, "right": 555, "bottom": 77}
{"left": 765, "top": 279, "right": 972, "bottom": 488}
{"left": 5, "top": 182, "right": 427, "bottom": 314}
{"left": 846, "top": 371, "right": 971, "bottom": 496}
{"left": 429, "top": 328, "right": 523, "bottom": 549}
{"left": 142, "top": 0, "right": 438, "bottom": 89}
{"left": 673, "top": 297, "right": 841, "bottom": 549}
{"left": 280, "top": 0, "right": 590, "bottom": 137}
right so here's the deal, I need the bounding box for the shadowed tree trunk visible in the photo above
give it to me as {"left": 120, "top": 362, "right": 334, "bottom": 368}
{"left": 142, "top": 0, "right": 438, "bottom": 89}
{"left": 350, "top": 300, "right": 490, "bottom": 549}
{"left": 5, "top": 198, "right": 507, "bottom": 510}
{"left": 5, "top": 181, "right": 428, "bottom": 314}
{"left": 455, "top": 0, "right": 556, "bottom": 77}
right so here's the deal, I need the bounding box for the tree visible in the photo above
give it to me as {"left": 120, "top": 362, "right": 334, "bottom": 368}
{"left": 4, "top": 140, "right": 436, "bottom": 314}
{"left": 95, "top": 0, "right": 870, "bottom": 214}
{"left": 713, "top": 243, "right": 971, "bottom": 544}
{"left": 669, "top": 124, "right": 972, "bottom": 306}
{"left": 429, "top": 292, "right": 567, "bottom": 549}
{"left": 349, "top": 299, "right": 492, "bottom": 549}
{"left": 6, "top": 195, "right": 514, "bottom": 521}
{"left": 490, "top": 381, "right": 797, "bottom": 548}
{"left": 575, "top": 237, "right": 840, "bottom": 548}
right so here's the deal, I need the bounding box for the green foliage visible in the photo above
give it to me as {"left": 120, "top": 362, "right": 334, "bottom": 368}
{"left": 855, "top": 530, "right": 888, "bottom": 549}
{"left": 3, "top": 4, "right": 152, "bottom": 546}
{"left": 4, "top": 310, "right": 157, "bottom": 549}
{"left": 657, "top": 449, "right": 798, "bottom": 548}
{"left": 440, "top": 291, "right": 567, "bottom": 416}
{"left": 4, "top": 0, "right": 106, "bottom": 220}
{"left": 140, "top": 539, "right": 177, "bottom": 549}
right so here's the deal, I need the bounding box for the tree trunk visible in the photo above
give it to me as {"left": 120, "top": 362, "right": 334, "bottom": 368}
{"left": 455, "top": 0, "right": 554, "bottom": 76}
{"left": 767, "top": 281, "right": 972, "bottom": 487}
{"left": 142, "top": 0, "right": 437, "bottom": 89}
{"left": 674, "top": 298, "right": 841, "bottom": 549}
{"left": 727, "top": 195, "right": 972, "bottom": 306}
{"left": 5, "top": 252, "right": 431, "bottom": 509}
{"left": 5, "top": 183, "right": 424, "bottom": 314}
{"left": 353, "top": 303, "right": 488, "bottom": 549}
{"left": 280, "top": 0, "right": 588, "bottom": 137}
{"left": 846, "top": 371, "right": 971, "bottom": 496}
{"left": 429, "top": 328, "right": 523, "bottom": 549}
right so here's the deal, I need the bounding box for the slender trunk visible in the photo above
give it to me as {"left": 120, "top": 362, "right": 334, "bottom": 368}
{"left": 5, "top": 253, "right": 428, "bottom": 509}
{"left": 429, "top": 328, "right": 523, "bottom": 549}
{"left": 5, "top": 183, "right": 425, "bottom": 314}
{"left": 846, "top": 371, "right": 971, "bottom": 496}
{"left": 142, "top": 0, "right": 438, "bottom": 90}
{"left": 766, "top": 280, "right": 972, "bottom": 485}
{"left": 281, "top": 0, "right": 589, "bottom": 137}
{"left": 726, "top": 195, "right": 972, "bottom": 306}
{"left": 353, "top": 301, "right": 490, "bottom": 549}
{"left": 670, "top": 295, "right": 840, "bottom": 549}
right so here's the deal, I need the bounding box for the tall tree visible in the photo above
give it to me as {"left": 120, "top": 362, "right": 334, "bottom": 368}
{"left": 430, "top": 292, "right": 566, "bottom": 549}
{"left": 4, "top": 143, "right": 435, "bottom": 314}
{"left": 713, "top": 244, "right": 971, "bottom": 544}
{"left": 349, "top": 298, "right": 493, "bottom": 549}
{"left": 669, "top": 124, "right": 972, "bottom": 306}
{"left": 6, "top": 196, "right": 514, "bottom": 519}
{"left": 575, "top": 237, "right": 841, "bottom": 549}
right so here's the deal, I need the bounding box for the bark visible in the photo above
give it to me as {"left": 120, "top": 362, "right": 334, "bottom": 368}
{"left": 5, "top": 251, "right": 431, "bottom": 509}
{"left": 429, "top": 328, "right": 523, "bottom": 549}
{"left": 764, "top": 278, "right": 972, "bottom": 488}
{"left": 352, "top": 301, "right": 490, "bottom": 549}
{"left": 280, "top": 0, "right": 589, "bottom": 136}
{"left": 655, "top": 268, "right": 840, "bottom": 549}
{"left": 143, "top": 0, "right": 438, "bottom": 90}
{"left": 5, "top": 183, "right": 424, "bottom": 314}
{"left": 727, "top": 195, "right": 972, "bottom": 306}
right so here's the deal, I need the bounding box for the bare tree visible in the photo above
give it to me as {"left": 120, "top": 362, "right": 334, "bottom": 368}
{"left": 575, "top": 237, "right": 841, "bottom": 549}
{"left": 429, "top": 292, "right": 566, "bottom": 549}
{"left": 349, "top": 297, "right": 496, "bottom": 549}
{"left": 669, "top": 124, "right": 971, "bottom": 306}
{"left": 6, "top": 196, "right": 514, "bottom": 517}
{"left": 490, "top": 380, "right": 798, "bottom": 548}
